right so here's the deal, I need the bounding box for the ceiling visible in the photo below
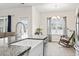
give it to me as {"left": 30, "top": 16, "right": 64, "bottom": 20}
{"left": 34, "top": 3, "right": 79, "bottom": 12}
{"left": 0, "top": 3, "right": 43, "bottom": 9}
{"left": 0, "top": 3, "right": 79, "bottom": 12}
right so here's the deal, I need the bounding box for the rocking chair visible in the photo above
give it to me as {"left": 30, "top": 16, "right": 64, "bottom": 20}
{"left": 58, "top": 31, "right": 75, "bottom": 48}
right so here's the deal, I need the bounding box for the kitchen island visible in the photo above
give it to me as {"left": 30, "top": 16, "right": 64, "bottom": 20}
{"left": 0, "top": 45, "right": 31, "bottom": 56}
{"left": 10, "top": 35, "right": 48, "bottom": 56}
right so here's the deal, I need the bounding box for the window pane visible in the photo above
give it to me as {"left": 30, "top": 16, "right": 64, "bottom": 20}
{"left": 50, "top": 16, "right": 65, "bottom": 35}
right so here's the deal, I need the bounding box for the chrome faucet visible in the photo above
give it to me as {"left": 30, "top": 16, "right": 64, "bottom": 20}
{"left": 15, "top": 22, "right": 26, "bottom": 40}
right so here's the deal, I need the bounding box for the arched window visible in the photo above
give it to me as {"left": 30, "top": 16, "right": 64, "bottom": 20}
{"left": 48, "top": 16, "right": 66, "bottom": 35}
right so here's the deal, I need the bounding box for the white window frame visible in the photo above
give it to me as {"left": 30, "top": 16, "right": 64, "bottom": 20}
{"left": 50, "top": 16, "right": 65, "bottom": 35}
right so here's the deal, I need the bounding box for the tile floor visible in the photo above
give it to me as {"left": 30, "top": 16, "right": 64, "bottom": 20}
{"left": 44, "top": 41, "right": 75, "bottom": 56}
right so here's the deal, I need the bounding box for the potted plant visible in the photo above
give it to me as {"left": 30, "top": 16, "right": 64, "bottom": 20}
{"left": 35, "top": 28, "right": 43, "bottom": 35}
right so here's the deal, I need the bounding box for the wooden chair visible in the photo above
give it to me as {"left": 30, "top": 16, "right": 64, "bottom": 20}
{"left": 58, "top": 31, "right": 75, "bottom": 48}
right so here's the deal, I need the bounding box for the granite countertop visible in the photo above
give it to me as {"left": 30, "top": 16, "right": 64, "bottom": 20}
{"left": 0, "top": 45, "right": 31, "bottom": 56}
{"left": 26, "top": 35, "right": 47, "bottom": 40}
{"left": 8, "top": 35, "right": 47, "bottom": 45}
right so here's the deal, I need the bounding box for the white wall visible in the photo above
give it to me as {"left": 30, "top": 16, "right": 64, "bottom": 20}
{"left": 0, "top": 7, "right": 32, "bottom": 37}
{"left": 32, "top": 7, "right": 41, "bottom": 36}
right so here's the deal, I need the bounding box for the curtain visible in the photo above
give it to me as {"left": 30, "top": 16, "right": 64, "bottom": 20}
{"left": 47, "top": 17, "right": 52, "bottom": 42}
{"left": 7, "top": 15, "right": 11, "bottom": 32}
{"left": 63, "top": 16, "right": 67, "bottom": 36}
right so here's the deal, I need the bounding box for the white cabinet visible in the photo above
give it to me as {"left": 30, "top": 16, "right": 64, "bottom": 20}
{"left": 11, "top": 40, "right": 43, "bottom": 56}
